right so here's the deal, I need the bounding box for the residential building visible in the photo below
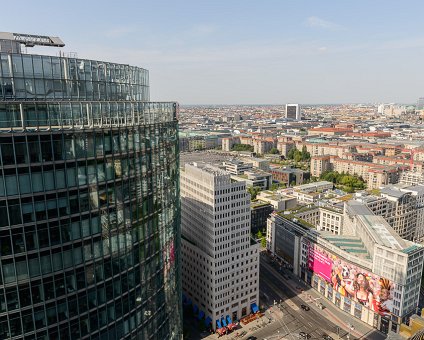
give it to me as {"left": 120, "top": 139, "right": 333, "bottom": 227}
{"left": 310, "top": 156, "right": 332, "bottom": 177}
{"left": 399, "top": 171, "right": 424, "bottom": 186}
{"left": 332, "top": 158, "right": 402, "bottom": 189}
{"left": 252, "top": 138, "right": 276, "bottom": 155}
{"left": 0, "top": 32, "right": 181, "bottom": 339}
{"left": 222, "top": 137, "right": 240, "bottom": 152}
{"left": 180, "top": 163, "right": 260, "bottom": 330}
{"left": 277, "top": 140, "right": 295, "bottom": 158}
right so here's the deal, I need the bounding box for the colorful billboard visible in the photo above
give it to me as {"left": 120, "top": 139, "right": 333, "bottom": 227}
{"left": 307, "top": 242, "right": 396, "bottom": 317}
{"left": 308, "top": 243, "right": 332, "bottom": 282}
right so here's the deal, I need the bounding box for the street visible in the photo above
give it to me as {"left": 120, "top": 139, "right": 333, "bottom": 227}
{"left": 251, "top": 252, "right": 387, "bottom": 340}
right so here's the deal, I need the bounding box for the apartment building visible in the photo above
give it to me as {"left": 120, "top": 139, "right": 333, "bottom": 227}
{"left": 277, "top": 140, "right": 295, "bottom": 158}
{"left": 399, "top": 171, "right": 424, "bottom": 186}
{"left": 222, "top": 137, "right": 240, "bottom": 152}
{"left": 310, "top": 155, "right": 332, "bottom": 177}
{"left": 333, "top": 158, "right": 402, "bottom": 189}
{"left": 180, "top": 163, "right": 260, "bottom": 329}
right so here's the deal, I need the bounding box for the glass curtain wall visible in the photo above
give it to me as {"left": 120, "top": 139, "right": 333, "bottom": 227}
{"left": 0, "top": 51, "right": 181, "bottom": 340}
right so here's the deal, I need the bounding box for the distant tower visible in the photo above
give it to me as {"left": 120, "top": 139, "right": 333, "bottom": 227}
{"left": 285, "top": 104, "right": 301, "bottom": 120}
{"left": 417, "top": 97, "right": 424, "bottom": 110}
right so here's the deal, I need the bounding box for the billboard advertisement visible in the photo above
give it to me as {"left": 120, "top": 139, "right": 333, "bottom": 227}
{"left": 307, "top": 242, "right": 396, "bottom": 317}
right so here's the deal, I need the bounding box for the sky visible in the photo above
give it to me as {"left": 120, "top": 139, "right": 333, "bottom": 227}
{"left": 3, "top": 0, "right": 424, "bottom": 104}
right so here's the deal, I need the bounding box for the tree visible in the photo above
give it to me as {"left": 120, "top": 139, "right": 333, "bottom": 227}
{"left": 256, "top": 230, "right": 263, "bottom": 239}
{"left": 268, "top": 147, "right": 279, "bottom": 154}
{"left": 301, "top": 145, "right": 311, "bottom": 161}
{"left": 261, "top": 236, "right": 267, "bottom": 248}
{"left": 319, "top": 170, "right": 365, "bottom": 192}
{"left": 247, "top": 186, "right": 261, "bottom": 200}
{"left": 287, "top": 147, "right": 296, "bottom": 160}
{"left": 231, "top": 143, "right": 254, "bottom": 152}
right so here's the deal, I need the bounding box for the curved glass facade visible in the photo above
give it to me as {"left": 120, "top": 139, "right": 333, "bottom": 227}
{"left": 0, "top": 52, "right": 181, "bottom": 340}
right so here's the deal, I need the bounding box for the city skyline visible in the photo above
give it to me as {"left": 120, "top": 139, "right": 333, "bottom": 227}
{"left": 3, "top": 0, "right": 424, "bottom": 104}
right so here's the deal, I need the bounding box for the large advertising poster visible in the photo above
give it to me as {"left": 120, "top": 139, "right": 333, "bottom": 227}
{"left": 307, "top": 242, "right": 397, "bottom": 317}
{"left": 308, "top": 243, "right": 332, "bottom": 282}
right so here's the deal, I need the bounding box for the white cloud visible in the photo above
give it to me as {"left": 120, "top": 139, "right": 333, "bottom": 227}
{"left": 306, "top": 16, "right": 342, "bottom": 30}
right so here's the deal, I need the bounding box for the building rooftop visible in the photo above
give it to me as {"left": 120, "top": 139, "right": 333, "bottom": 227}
{"left": 321, "top": 234, "right": 371, "bottom": 259}
{"left": 346, "top": 200, "right": 408, "bottom": 250}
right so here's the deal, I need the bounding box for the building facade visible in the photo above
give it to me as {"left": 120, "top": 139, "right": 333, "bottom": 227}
{"left": 180, "top": 163, "right": 260, "bottom": 330}
{"left": 0, "top": 33, "right": 181, "bottom": 339}
{"left": 267, "top": 205, "right": 424, "bottom": 335}
{"left": 251, "top": 201, "right": 274, "bottom": 234}
{"left": 285, "top": 104, "right": 301, "bottom": 120}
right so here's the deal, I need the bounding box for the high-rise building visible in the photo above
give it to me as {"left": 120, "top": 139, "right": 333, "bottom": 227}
{"left": 285, "top": 103, "right": 301, "bottom": 120}
{"left": 180, "top": 162, "right": 260, "bottom": 330}
{"left": 0, "top": 32, "right": 181, "bottom": 339}
{"left": 417, "top": 97, "right": 424, "bottom": 110}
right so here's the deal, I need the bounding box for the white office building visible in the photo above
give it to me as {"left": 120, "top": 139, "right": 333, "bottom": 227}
{"left": 180, "top": 162, "right": 260, "bottom": 330}
{"left": 285, "top": 104, "right": 301, "bottom": 120}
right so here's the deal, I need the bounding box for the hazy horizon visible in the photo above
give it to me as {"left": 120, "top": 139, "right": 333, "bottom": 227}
{"left": 3, "top": 0, "right": 424, "bottom": 105}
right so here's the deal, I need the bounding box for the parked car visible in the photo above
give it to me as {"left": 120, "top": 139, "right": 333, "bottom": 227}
{"left": 322, "top": 335, "right": 333, "bottom": 340}
{"left": 299, "top": 331, "right": 311, "bottom": 339}
{"left": 300, "top": 304, "right": 310, "bottom": 311}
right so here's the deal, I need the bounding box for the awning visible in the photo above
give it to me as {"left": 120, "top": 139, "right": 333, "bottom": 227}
{"left": 204, "top": 316, "right": 212, "bottom": 326}
{"left": 251, "top": 303, "right": 259, "bottom": 313}
{"left": 197, "top": 310, "right": 205, "bottom": 320}
{"left": 216, "top": 320, "right": 222, "bottom": 329}
{"left": 221, "top": 317, "right": 227, "bottom": 327}
{"left": 193, "top": 304, "right": 198, "bottom": 314}
{"left": 226, "top": 315, "right": 232, "bottom": 324}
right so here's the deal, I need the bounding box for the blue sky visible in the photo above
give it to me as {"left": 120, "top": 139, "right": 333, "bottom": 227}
{"left": 3, "top": 0, "right": 424, "bottom": 104}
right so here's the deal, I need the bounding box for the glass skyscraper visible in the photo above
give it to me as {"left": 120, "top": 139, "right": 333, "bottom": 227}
{"left": 0, "top": 32, "right": 181, "bottom": 339}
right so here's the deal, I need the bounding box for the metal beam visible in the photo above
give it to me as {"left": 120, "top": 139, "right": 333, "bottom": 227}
{"left": 0, "top": 32, "right": 65, "bottom": 47}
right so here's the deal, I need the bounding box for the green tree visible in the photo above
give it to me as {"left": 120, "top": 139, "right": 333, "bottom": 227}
{"left": 287, "top": 147, "right": 296, "bottom": 160}
{"left": 261, "top": 236, "right": 267, "bottom": 248}
{"left": 231, "top": 143, "right": 254, "bottom": 152}
{"left": 268, "top": 147, "right": 279, "bottom": 154}
{"left": 247, "top": 186, "right": 261, "bottom": 200}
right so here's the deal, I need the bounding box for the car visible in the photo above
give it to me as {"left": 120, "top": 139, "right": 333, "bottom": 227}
{"left": 299, "top": 332, "right": 311, "bottom": 339}
{"left": 322, "top": 335, "right": 334, "bottom": 340}
{"left": 300, "top": 304, "right": 310, "bottom": 311}
{"left": 247, "top": 337, "right": 257, "bottom": 340}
